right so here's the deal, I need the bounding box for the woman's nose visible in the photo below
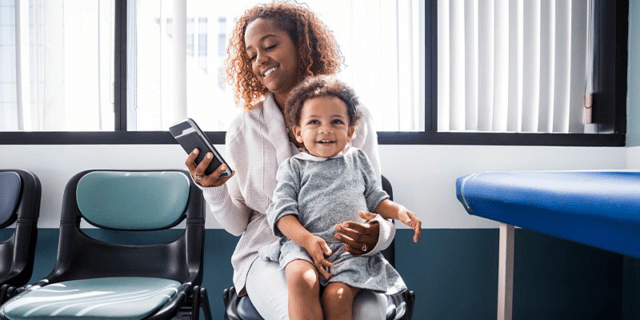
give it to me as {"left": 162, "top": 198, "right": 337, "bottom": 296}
{"left": 256, "top": 51, "right": 268, "bottom": 65}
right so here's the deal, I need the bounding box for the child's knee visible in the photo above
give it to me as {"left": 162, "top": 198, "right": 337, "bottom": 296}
{"left": 285, "top": 260, "right": 320, "bottom": 292}
{"left": 322, "top": 283, "right": 359, "bottom": 308}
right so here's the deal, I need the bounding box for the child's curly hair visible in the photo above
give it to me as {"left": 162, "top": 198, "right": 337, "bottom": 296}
{"left": 225, "top": 1, "right": 343, "bottom": 111}
{"left": 285, "top": 75, "right": 360, "bottom": 129}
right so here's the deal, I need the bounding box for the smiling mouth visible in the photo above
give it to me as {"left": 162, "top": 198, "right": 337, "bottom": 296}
{"left": 263, "top": 67, "right": 277, "bottom": 78}
{"left": 318, "top": 140, "right": 335, "bottom": 144}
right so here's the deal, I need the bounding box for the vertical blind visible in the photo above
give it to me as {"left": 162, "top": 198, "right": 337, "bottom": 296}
{"left": 437, "top": 0, "right": 591, "bottom": 133}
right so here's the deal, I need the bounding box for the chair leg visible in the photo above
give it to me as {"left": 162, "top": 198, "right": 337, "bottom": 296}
{"left": 223, "top": 287, "right": 243, "bottom": 320}
{"left": 191, "top": 285, "right": 200, "bottom": 320}
{"left": 223, "top": 287, "right": 233, "bottom": 306}
{"left": 6, "top": 286, "right": 16, "bottom": 301}
{"left": 402, "top": 290, "right": 415, "bottom": 320}
{"left": 0, "top": 284, "right": 9, "bottom": 304}
{"left": 199, "top": 287, "right": 213, "bottom": 320}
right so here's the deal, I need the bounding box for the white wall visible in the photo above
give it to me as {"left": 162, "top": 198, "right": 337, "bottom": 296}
{"left": 628, "top": 146, "right": 640, "bottom": 169}
{"left": 0, "top": 144, "right": 627, "bottom": 229}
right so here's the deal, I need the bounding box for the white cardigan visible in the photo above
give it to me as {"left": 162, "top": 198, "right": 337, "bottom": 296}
{"left": 201, "top": 93, "right": 395, "bottom": 293}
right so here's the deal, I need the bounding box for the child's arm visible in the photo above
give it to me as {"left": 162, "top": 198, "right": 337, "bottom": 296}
{"left": 374, "top": 199, "right": 422, "bottom": 243}
{"left": 276, "top": 215, "right": 334, "bottom": 280}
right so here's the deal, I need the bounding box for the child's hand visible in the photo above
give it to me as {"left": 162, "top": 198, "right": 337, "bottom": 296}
{"left": 302, "top": 235, "right": 334, "bottom": 280}
{"left": 398, "top": 206, "right": 422, "bottom": 243}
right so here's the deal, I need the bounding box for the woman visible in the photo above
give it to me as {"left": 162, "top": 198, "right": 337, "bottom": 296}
{"left": 185, "top": 2, "right": 395, "bottom": 319}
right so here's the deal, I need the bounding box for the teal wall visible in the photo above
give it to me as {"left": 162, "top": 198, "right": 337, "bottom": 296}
{"left": 629, "top": 0, "right": 640, "bottom": 146}
{"left": 18, "top": 229, "right": 624, "bottom": 319}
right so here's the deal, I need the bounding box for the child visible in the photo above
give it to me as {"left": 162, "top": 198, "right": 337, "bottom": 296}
{"left": 260, "top": 75, "right": 422, "bottom": 320}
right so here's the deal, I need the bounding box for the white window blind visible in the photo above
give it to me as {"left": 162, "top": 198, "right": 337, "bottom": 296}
{"left": 437, "top": 0, "right": 591, "bottom": 133}
{"left": 0, "top": 0, "right": 115, "bottom": 132}
{"left": 130, "top": 0, "right": 425, "bottom": 132}
{"left": 1, "top": 0, "right": 424, "bottom": 133}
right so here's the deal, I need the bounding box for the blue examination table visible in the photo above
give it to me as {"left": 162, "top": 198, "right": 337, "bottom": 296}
{"left": 455, "top": 171, "right": 640, "bottom": 320}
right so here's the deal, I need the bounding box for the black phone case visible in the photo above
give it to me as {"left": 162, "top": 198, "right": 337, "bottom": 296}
{"left": 170, "top": 119, "right": 230, "bottom": 177}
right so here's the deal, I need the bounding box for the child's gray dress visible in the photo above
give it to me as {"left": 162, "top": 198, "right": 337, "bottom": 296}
{"left": 259, "top": 147, "right": 407, "bottom": 295}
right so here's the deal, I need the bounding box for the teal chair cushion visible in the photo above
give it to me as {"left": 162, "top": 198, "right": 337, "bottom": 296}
{"left": 76, "top": 171, "right": 190, "bottom": 230}
{"left": 0, "top": 172, "right": 21, "bottom": 226}
{"left": 2, "top": 277, "right": 182, "bottom": 320}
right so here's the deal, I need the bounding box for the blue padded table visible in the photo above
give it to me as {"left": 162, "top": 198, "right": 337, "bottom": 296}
{"left": 456, "top": 171, "right": 640, "bottom": 320}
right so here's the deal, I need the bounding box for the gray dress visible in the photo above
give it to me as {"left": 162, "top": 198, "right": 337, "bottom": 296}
{"left": 260, "top": 147, "right": 407, "bottom": 295}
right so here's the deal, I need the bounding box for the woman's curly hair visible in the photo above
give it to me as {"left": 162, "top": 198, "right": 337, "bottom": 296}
{"left": 225, "top": 1, "right": 343, "bottom": 111}
{"left": 285, "top": 75, "right": 361, "bottom": 130}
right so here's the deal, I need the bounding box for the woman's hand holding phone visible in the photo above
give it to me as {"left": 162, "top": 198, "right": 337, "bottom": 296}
{"left": 186, "top": 148, "right": 235, "bottom": 187}
{"left": 170, "top": 118, "right": 233, "bottom": 184}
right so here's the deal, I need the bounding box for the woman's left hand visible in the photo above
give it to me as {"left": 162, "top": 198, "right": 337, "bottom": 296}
{"left": 334, "top": 211, "right": 379, "bottom": 256}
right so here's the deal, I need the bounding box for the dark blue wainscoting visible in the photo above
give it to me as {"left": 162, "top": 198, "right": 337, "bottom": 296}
{"left": 1, "top": 228, "right": 635, "bottom": 319}
{"left": 395, "top": 229, "right": 626, "bottom": 320}
{"left": 623, "top": 255, "right": 640, "bottom": 319}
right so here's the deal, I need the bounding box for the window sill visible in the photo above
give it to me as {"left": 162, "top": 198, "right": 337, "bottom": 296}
{"left": 377, "top": 132, "right": 625, "bottom": 146}
{"left": 0, "top": 131, "right": 626, "bottom": 147}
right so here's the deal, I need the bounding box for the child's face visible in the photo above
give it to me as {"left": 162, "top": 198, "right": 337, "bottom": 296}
{"left": 292, "top": 96, "right": 356, "bottom": 158}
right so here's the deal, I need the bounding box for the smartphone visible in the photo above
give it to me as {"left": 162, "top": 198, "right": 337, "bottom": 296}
{"left": 170, "top": 118, "right": 232, "bottom": 178}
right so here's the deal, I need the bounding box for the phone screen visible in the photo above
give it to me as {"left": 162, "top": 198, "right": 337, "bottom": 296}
{"left": 170, "top": 119, "right": 231, "bottom": 177}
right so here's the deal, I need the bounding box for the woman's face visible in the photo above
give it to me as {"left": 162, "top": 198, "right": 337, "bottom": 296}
{"left": 244, "top": 18, "right": 299, "bottom": 103}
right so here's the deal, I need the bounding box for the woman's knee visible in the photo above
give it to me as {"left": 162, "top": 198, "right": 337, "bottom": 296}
{"left": 352, "top": 290, "right": 387, "bottom": 320}
{"left": 245, "top": 258, "right": 289, "bottom": 320}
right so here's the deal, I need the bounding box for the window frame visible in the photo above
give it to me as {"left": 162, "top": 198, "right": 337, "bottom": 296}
{"left": 0, "top": 0, "right": 627, "bottom": 146}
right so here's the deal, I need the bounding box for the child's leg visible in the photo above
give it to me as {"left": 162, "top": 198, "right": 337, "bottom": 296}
{"left": 322, "top": 282, "right": 362, "bottom": 320}
{"left": 285, "top": 260, "right": 323, "bottom": 320}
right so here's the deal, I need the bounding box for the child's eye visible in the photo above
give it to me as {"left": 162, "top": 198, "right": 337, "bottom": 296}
{"left": 248, "top": 54, "right": 257, "bottom": 61}
{"left": 332, "top": 119, "right": 344, "bottom": 125}
{"left": 265, "top": 44, "right": 277, "bottom": 51}
{"left": 308, "top": 120, "right": 320, "bottom": 125}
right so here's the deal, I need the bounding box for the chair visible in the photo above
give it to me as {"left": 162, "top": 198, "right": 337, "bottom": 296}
{"left": 0, "top": 170, "right": 41, "bottom": 303}
{"left": 0, "top": 170, "right": 212, "bottom": 320}
{"left": 223, "top": 175, "right": 416, "bottom": 320}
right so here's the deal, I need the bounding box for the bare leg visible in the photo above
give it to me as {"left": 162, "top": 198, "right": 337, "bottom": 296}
{"left": 285, "top": 260, "right": 323, "bottom": 320}
{"left": 322, "top": 282, "right": 361, "bottom": 320}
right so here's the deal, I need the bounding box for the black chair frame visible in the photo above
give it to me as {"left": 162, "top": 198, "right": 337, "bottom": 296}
{"left": 1, "top": 169, "right": 211, "bottom": 320}
{"left": 0, "top": 170, "right": 41, "bottom": 304}
{"left": 223, "top": 175, "right": 416, "bottom": 320}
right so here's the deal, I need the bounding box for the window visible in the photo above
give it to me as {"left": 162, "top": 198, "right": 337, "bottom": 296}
{"left": 439, "top": 0, "right": 590, "bottom": 133}
{"left": 0, "top": 0, "right": 115, "bottom": 132}
{"left": 436, "top": 0, "right": 627, "bottom": 138}
{"left": 0, "top": 0, "right": 627, "bottom": 146}
{"left": 187, "top": 18, "right": 194, "bottom": 57}
{"left": 127, "top": 0, "right": 424, "bottom": 132}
